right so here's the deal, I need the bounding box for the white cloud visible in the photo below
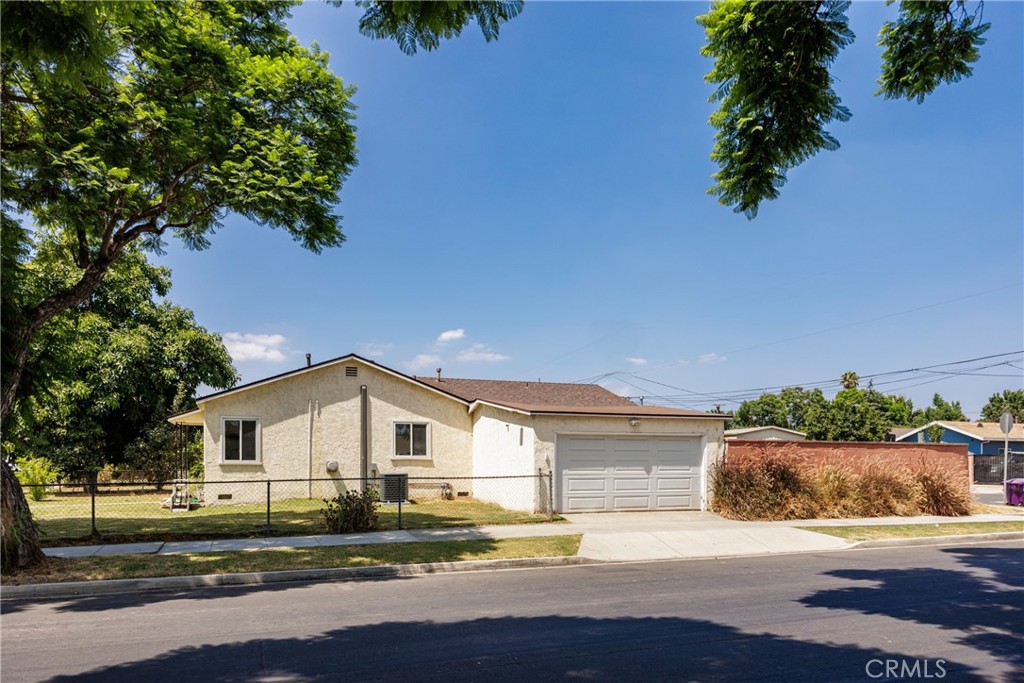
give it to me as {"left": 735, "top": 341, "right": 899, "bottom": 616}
{"left": 699, "top": 352, "right": 728, "bottom": 365}
{"left": 436, "top": 329, "right": 465, "bottom": 344}
{"left": 357, "top": 342, "right": 393, "bottom": 358}
{"left": 222, "top": 333, "right": 289, "bottom": 362}
{"left": 405, "top": 354, "right": 442, "bottom": 371}
{"left": 625, "top": 357, "right": 648, "bottom": 366}
{"left": 457, "top": 344, "right": 510, "bottom": 362}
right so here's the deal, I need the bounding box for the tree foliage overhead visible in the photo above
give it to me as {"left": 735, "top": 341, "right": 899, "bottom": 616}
{"left": 697, "top": 0, "right": 990, "bottom": 218}
{"left": 353, "top": 0, "right": 524, "bottom": 55}
{"left": 696, "top": 0, "right": 854, "bottom": 219}
{"left": 2, "top": 241, "right": 238, "bottom": 478}
{"left": 876, "top": 0, "right": 990, "bottom": 103}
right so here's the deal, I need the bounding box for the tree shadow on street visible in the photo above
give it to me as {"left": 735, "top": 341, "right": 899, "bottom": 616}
{"left": 0, "top": 572, "right": 414, "bottom": 616}
{"left": 800, "top": 545, "right": 1022, "bottom": 671}
{"left": 31, "top": 614, "right": 990, "bottom": 683}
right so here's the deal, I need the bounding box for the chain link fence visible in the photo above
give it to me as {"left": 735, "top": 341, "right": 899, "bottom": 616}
{"left": 23, "top": 474, "right": 555, "bottom": 545}
{"left": 973, "top": 452, "right": 1024, "bottom": 484}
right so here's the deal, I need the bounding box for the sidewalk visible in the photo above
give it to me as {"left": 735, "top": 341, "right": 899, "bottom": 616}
{"left": 43, "top": 511, "right": 1023, "bottom": 563}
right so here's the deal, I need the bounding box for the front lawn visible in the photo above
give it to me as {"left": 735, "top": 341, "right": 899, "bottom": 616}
{"left": 801, "top": 521, "right": 1024, "bottom": 543}
{"left": 3, "top": 535, "right": 583, "bottom": 585}
{"left": 29, "top": 492, "right": 557, "bottom": 546}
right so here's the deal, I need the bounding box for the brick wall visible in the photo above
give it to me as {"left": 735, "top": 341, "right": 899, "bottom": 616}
{"left": 725, "top": 440, "right": 970, "bottom": 484}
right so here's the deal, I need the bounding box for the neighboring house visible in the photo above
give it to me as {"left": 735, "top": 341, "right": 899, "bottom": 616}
{"left": 724, "top": 426, "right": 806, "bottom": 442}
{"left": 893, "top": 421, "right": 1024, "bottom": 454}
{"left": 886, "top": 427, "right": 916, "bottom": 442}
{"left": 170, "top": 354, "right": 728, "bottom": 513}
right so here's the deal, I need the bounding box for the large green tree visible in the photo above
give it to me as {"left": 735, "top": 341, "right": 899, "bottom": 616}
{"left": 0, "top": 0, "right": 354, "bottom": 570}
{"left": 0, "top": 0, "right": 519, "bottom": 570}
{"left": 980, "top": 389, "right": 1024, "bottom": 423}
{"left": 697, "top": 0, "right": 990, "bottom": 217}
{"left": 730, "top": 386, "right": 828, "bottom": 432}
{"left": 3, "top": 242, "right": 237, "bottom": 484}
{"left": 910, "top": 393, "right": 967, "bottom": 426}
{"left": 0, "top": 0, "right": 356, "bottom": 421}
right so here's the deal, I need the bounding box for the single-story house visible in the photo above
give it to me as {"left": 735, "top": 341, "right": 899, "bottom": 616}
{"left": 724, "top": 426, "right": 806, "bottom": 441}
{"left": 170, "top": 354, "right": 728, "bottom": 513}
{"left": 893, "top": 420, "right": 1024, "bottom": 454}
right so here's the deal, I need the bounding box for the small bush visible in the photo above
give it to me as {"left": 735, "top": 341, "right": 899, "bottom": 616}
{"left": 914, "top": 465, "right": 972, "bottom": 516}
{"left": 852, "top": 464, "right": 917, "bottom": 517}
{"left": 322, "top": 488, "right": 379, "bottom": 534}
{"left": 14, "top": 456, "right": 59, "bottom": 502}
{"left": 810, "top": 463, "right": 857, "bottom": 517}
{"left": 710, "top": 457, "right": 815, "bottom": 521}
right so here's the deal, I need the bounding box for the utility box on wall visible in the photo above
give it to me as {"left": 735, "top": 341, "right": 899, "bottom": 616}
{"left": 381, "top": 473, "right": 408, "bottom": 503}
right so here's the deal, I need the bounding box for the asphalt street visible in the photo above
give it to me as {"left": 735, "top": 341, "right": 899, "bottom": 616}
{"left": 2, "top": 542, "right": 1021, "bottom": 682}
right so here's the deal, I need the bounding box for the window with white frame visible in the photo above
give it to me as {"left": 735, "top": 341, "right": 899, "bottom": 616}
{"left": 222, "top": 417, "right": 261, "bottom": 463}
{"left": 394, "top": 422, "right": 430, "bottom": 458}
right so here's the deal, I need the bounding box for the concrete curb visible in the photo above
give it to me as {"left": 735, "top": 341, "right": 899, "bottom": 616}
{"left": 849, "top": 531, "right": 1023, "bottom": 550}
{"left": 1, "top": 555, "right": 594, "bottom": 601}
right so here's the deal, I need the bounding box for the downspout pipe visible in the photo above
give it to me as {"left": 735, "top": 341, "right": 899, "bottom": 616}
{"left": 307, "top": 399, "right": 314, "bottom": 499}
{"left": 360, "top": 385, "right": 368, "bottom": 491}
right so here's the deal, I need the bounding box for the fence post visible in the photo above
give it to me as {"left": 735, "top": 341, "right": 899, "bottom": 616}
{"left": 266, "top": 480, "right": 271, "bottom": 533}
{"left": 548, "top": 470, "right": 554, "bottom": 521}
{"left": 91, "top": 487, "right": 97, "bottom": 536}
{"left": 397, "top": 497, "right": 403, "bottom": 530}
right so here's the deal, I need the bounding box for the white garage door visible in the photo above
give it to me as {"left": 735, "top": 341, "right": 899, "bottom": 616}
{"left": 558, "top": 435, "right": 703, "bottom": 512}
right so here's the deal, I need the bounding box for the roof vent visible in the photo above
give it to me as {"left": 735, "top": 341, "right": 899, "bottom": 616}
{"left": 345, "top": 366, "right": 358, "bottom": 377}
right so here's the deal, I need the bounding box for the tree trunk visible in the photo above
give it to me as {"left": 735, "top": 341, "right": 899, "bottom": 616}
{"left": 1, "top": 458, "right": 46, "bottom": 573}
{"left": 0, "top": 258, "right": 115, "bottom": 571}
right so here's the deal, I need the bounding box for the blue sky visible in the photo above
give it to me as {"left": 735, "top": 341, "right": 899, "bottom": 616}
{"left": 154, "top": 1, "right": 1024, "bottom": 418}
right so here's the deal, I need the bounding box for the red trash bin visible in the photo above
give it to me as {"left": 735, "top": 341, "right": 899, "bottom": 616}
{"left": 1005, "top": 479, "right": 1024, "bottom": 506}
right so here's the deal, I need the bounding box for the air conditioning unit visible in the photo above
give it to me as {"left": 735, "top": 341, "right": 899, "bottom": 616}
{"left": 381, "top": 474, "right": 408, "bottom": 503}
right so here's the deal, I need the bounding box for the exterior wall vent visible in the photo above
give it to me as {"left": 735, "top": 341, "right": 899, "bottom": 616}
{"left": 217, "top": 493, "right": 233, "bottom": 500}
{"left": 345, "top": 366, "right": 358, "bottom": 377}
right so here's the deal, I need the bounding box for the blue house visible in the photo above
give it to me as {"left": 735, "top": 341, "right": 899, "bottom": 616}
{"left": 894, "top": 420, "right": 1024, "bottom": 455}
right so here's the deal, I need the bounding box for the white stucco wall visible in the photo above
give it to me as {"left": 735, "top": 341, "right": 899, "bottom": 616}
{"left": 470, "top": 405, "right": 538, "bottom": 512}
{"left": 200, "top": 359, "right": 474, "bottom": 503}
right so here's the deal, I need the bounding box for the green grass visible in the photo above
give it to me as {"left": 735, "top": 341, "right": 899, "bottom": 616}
{"left": 800, "top": 521, "right": 1024, "bottom": 542}
{"left": 28, "top": 492, "right": 557, "bottom": 546}
{"left": 4, "top": 535, "right": 583, "bottom": 585}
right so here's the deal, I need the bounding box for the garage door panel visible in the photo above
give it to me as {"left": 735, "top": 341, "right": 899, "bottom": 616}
{"left": 559, "top": 435, "right": 703, "bottom": 512}
{"left": 657, "top": 495, "right": 694, "bottom": 508}
{"left": 656, "top": 477, "right": 693, "bottom": 492}
{"left": 612, "top": 496, "right": 653, "bottom": 511}
{"left": 651, "top": 464, "right": 700, "bottom": 475}
{"left": 611, "top": 460, "right": 652, "bottom": 474}
{"left": 612, "top": 478, "right": 652, "bottom": 492}
{"left": 565, "top": 478, "right": 608, "bottom": 493}
{"left": 565, "top": 497, "right": 609, "bottom": 512}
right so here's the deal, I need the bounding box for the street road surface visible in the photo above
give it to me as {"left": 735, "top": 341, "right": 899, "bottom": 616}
{"left": 2, "top": 542, "right": 1021, "bottom": 682}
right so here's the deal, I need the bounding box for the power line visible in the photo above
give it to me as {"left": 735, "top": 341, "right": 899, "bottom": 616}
{"left": 611, "top": 351, "right": 1022, "bottom": 408}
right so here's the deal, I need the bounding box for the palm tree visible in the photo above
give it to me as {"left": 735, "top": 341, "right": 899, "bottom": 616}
{"left": 840, "top": 371, "right": 860, "bottom": 390}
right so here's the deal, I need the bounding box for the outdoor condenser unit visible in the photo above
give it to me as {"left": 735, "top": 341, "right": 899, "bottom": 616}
{"left": 381, "top": 473, "right": 408, "bottom": 503}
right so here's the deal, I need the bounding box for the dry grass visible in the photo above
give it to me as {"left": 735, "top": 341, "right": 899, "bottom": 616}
{"left": 801, "top": 522, "right": 1023, "bottom": 543}
{"left": 712, "top": 457, "right": 974, "bottom": 521}
{"left": 3, "top": 535, "right": 583, "bottom": 586}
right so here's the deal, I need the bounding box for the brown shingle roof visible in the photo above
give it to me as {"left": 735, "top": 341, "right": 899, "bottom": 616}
{"left": 413, "top": 376, "right": 725, "bottom": 418}
{"left": 414, "top": 376, "right": 634, "bottom": 407}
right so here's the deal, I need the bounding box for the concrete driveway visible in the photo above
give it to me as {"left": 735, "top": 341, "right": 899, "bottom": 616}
{"left": 559, "top": 511, "right": 851, "bottom": 561}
